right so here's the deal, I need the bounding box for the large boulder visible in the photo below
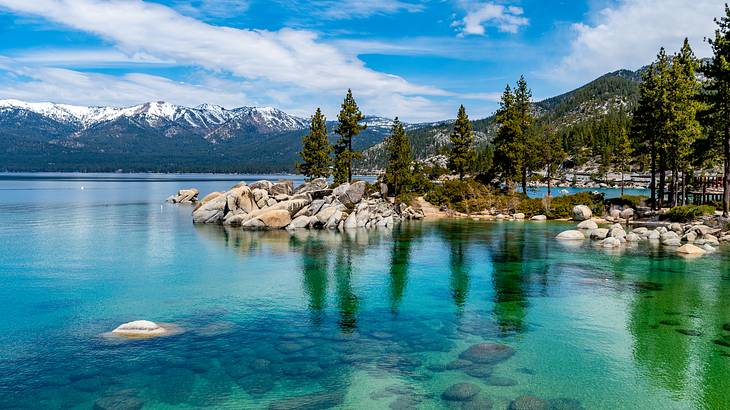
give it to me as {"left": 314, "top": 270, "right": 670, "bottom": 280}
{"left": 572, "top": 205, "right": 592, "bottom": 221}
{"left": 677, "top": 243, "right": 706, "bottom": 256}
{"left": 577, "top": 220, "right": 598, "bottom": 230}
{"left": 226, "top": 186, "right": 258, "bottom": 214}
{"left": 590, "top": 228, "right": 609, "bottom": 240}
{"left": 602, "top": 237, "right": 621, "bottom": 248}
{"left": 556, "top": 230, "right": 585, "bottom": 240}
{"left": 294, "top": 178, "right": 328, "bottom": 194}
{"left": 339, "top": 181, "right": 367, "bottom": 206}
{"left": 112, "top": 320, "right": 167, "bottom": 338}
{"left": 166, "top": 188, "right": 199, "bottom": 204}
{"left": 270, "top": 181, "right": 294, "bottom": 196}
{"left": 193, "top": 194, "right": 227, "bottom": 224}
{"left": 620, "top": 208, "right": 634, "bottom": 220}
{"left": 343, "top": 211, "right": 358, "bottom": 229}
{"left": 530, "top": 214, "right": 547, "bottom": 221}
{"left": 243, "top": 209, "right": 291, "bottom": 230}
{"left": 287, "top": 215, "right": 311, "bottom": 230}
{"left": 248, "top": 180, "right": 273, "bottom": 192}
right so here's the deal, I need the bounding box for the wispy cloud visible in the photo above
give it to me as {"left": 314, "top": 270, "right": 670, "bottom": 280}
{"left": 452, "top": 2, "right": 528, "bottom": 37}
{"left": 277, "top": 0, "right": 425, "bottom": 20}
{"left": 171, "top": 0, "right": 250, "bottom": 19}
{"left": 9, "top": 49, "right": 175, "bottom": 67}
{"left": 547, "top": 0, "right": 718, "bottom": 84}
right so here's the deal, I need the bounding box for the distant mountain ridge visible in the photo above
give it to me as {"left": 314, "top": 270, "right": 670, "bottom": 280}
{"left": 0, "top": 67, "right": 644, "bottom": 172}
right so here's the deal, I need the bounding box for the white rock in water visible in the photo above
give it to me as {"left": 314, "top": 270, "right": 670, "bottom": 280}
{"left": 676, "top": 244, "right": 706, "bottom": 256}
{"left": 556, "top": 230, "right": 585, "bottom": 240}
{"left": 530, "top": 215, "right": 547, "bottom": 221}
{"left": 577, "top": 220, "right": 598, "bottom": 230}
{"left": 112, "top": 320, "right": 166, "bottom": 337}
{"left": 572, "top": 205, "right": 592, "bottom": 221}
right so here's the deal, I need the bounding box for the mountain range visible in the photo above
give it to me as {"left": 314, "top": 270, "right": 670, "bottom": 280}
{"left": 0, "top": 68, "right": 643, "bottom": 173}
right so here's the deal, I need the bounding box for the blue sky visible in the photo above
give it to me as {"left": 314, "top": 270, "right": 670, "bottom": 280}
{"left": 0, "top": 0, "right": 722, "bottom": 121}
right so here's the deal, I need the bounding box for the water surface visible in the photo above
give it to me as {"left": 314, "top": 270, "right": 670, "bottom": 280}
{"left": 0, "top": 174, "right": 728, "bottom": 409}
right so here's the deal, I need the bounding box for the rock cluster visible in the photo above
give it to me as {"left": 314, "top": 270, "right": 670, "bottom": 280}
{"left": 190, "top": 178, "right": 424, "bottom": 230}
{"left": 557, "top": 219, "right": 723, "bottom": 256}
{"left": 166, "top": 189, "right": 199, "bottom": 204}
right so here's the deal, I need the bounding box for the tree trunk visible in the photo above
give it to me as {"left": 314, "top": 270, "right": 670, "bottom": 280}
{"left": 650, "top": 143, "right": 657, "bottom": 210}
{"left": 658, "top": 168, "right": 666, "bottom": 209}
{"left": 547, "top": 166, "right": 552, "bottom": 197}
{"left": 620, "top": 169, "right": 625, "bottom": 197}
{"left": 722, "top": 124, "right": 730, "bottom": 218}
{"left": 522, "top": 167, "right": 527, "bottom": 195}
{"left": 347, "top": 137, "right": 353, "bottom": 183}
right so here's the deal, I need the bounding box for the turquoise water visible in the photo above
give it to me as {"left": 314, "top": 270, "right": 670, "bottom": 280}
{"left": 1, "top": 174, "right": 729, "bottom": 409}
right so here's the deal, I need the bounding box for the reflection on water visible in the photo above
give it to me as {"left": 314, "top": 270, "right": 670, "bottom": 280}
{"left": 4, "top": 201, "right": 730, "bottom": 408}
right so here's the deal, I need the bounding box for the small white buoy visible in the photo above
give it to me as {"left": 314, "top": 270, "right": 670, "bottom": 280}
{"left": 80, "top": 186, "right": 85, "bottom": 190}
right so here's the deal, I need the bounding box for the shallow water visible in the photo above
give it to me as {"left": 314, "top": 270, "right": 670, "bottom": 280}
{"left": 1, "top": 174, "right": 729, "bottom": 409}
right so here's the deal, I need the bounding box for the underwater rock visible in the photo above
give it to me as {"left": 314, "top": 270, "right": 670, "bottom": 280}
{"left": 509, "top": 395, "right": 550, "bottom": 410}
{"left": 112, "top": 320, "right": 168, "bottom": 338}
{"left": 237, "top": 373, "right": 274, "bottom": 395}
{"left": 155, "top": 367, "right": 196, "bottom": 405}
{"left": 676, "top": 329, "right": 703, "bottom": 337}
{"left": 676, "top": 244, "right": 706, "bottom": 256}
{"left": 548, "top": 398, "right": 586, "bottom": 410}
{"left": 462, "top": 396, "right": 494, "bottom": 410}
{"left": 659, "top": 320, "right": 680, "bottom": 326}
{"left": 441, "top": 383, "right": 480, "bottom": 402}
{"left": 268, "top": 390, "right": 345, "bottom": 410}
{"left": 556, "top": 230, "right": 584, "bottom": 241}
{"left": 485, "top": 376, "right": 518, "bottom": 386}
{"left": 464, "top": 365, "right": 493, "bottom": 378}
{"left": 459, "top": 343, "right": 515, "bottom": 364}
{"left": 93, "top": 391, "right": 144, "bottom": 410}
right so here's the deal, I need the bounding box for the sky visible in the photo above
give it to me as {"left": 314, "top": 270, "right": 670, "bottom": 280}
{"left": 0, "top": 0, "right": 723, "bottom": 122}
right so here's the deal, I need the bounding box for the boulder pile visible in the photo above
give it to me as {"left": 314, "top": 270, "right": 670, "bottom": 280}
{"left": 188, "top": 178, "right": 424, "bottom": 230}
{"left": 557, "top": 207, "right": 723, "bottom": 256}
{"left": 166, "top": 189, "right": 199, "bottom": 204}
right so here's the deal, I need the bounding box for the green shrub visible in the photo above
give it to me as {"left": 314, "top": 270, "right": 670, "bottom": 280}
{"left": 664, "top": 205, "right": 715, "bottom": 222}
{"left": 424, "top": 179, "right": 521, "bottom": 213}
{"left": 607, "top": 195, "right": 649, "bottom": 209}
{"left": 517, "top": 192, "right": 604, "bottom": 219}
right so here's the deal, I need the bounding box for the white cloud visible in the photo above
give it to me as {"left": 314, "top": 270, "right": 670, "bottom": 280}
{"left": 171, "top": 0, "right": 250, "bottom": 19}
{"left": 320, "top": 0, "right": 424, "bottom": 19}
{"left": 550, "top": 0, "right": 719, "bottom": 84}
{"left": 453, "top": 2, "right": 528, "bottom": 36}
{"left": 0, "top": 60, "right": 249, "bottom": 108}
{"left": 0, "top": 0, "right": 445, "bottom": 103}
{"left": 10, "top": 49, "right": 175, "bottom": 67}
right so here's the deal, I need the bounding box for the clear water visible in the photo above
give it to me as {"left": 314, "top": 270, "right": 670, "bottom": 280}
{"left": 1, "top": 174, "right": 728, "bottom": 409}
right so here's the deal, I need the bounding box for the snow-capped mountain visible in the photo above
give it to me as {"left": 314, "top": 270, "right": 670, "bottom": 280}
{"left": 0, "top": 99, "right": 308, "bottom": 136}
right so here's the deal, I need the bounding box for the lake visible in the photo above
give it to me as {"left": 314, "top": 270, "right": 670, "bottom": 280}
{"left": 0, "top": 173, "right": 728, "bottom": 409}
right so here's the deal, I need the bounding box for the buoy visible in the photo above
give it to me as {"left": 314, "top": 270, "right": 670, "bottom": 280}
{"left": 80, "top": 186, "right": 85, "bottom": 190}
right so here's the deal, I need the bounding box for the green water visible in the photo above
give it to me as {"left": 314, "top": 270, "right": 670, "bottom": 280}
{"left": 1, "top": 174, "right": 729, "bottom": 409}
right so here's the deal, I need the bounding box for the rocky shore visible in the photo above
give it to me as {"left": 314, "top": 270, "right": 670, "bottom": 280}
{"left": 557, "top": 205, "right": 727, "bottom": 257}
{"left": 181, "top": 178, "right": 424, "bottom": 230}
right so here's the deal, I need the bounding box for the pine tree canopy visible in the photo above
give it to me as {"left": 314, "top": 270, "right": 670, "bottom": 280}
{"left": 297, "top": 108, "right": 331, "bottom": 180}
{"left": 447, "top": 105, "right": 475, "bottom": 180}
{"left": 333, "top": 89, "right": 367, "bottom": 184}
{"left": 383, "top": 117, "right": 414, "bottom": 196}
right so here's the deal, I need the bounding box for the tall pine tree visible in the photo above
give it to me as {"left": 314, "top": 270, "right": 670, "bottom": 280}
{"left": 494, "top": 76, "right": 536, "bottom": 193}
{"left": 297, "top": 108, "right": 331, "bottom": 180}
{"left": 447, "top": 105, "right": 475, "bottom": 180}
{"left": 383, "top": 117, "right": 413, "bottom": 196}
{"left": 701, "top": 4, "right": 730, "bottom": 216}
{"left": 333, "top": 89, "right": 366, "bottom": 184}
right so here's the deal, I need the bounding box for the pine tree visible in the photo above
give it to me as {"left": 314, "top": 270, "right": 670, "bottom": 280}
{"left": 514, "top": 75, "right": 536, "bottom": 194}
{"left": 666, "top": 39, "right": 702, "bottom": 206}
{"left": 297, "top": 108, "right": 331, "bottom": 180}
{"left": 701, "top": 4, "right": 730, "bottom": 216}
{"left": 383, "top": 117, "right": 413, "bottom": 196}
{"left": 537, "top": 124, "right": 565, "bottom": 197}
{"left": 333, "top": 89, "right": 366, "bottom": 184}
{"left": 614, "top": 127, "right": 633, "bottom": 196}
{"left": 494, "top": 85, "right": 520, "bottom": 190}
{"left": 494, "top": 76, "right": 536, "bottom": 193}
{"left": 447, "top": 105, "right": 475, "bottom": 180}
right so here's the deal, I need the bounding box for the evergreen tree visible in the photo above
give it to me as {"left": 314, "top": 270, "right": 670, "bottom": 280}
{"left": 447, "top": 105, "right": 475, "bottom": 180}
{"left": 494, "top": 76, "right": 536, "bottom": 193}
{"left": 494, "top": 85, "right": 520, "bottom": 190}
{"left": 514, "top": 76, "right": 537, "bottom": 194}
{"left": 383, "top": 117, "right": 413, "bottom": 196}
{"left": 333, "top": 89, "right": 367, "bottom": 184}
{"left": 614, "top": 126, "right": 633, "bottom": 196}
{"left": 537, "top": 124, "right": 565, "bottom": 197}
{"left": 297, "top": 108, "right": 331, "bottom": 180}
{"left": 666, "top": 39, "right": 702, "bottom": 206}
{"left": 701, "top": 4, "right": 730, "bottom": 216}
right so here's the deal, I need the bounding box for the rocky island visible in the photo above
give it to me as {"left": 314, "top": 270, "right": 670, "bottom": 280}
{"left": 184, "top": 178, "right": 424, "bottom": 230}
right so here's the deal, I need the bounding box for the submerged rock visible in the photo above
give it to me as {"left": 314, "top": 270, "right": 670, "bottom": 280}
{"left": 268, "top": 390, "right": 345, "bottom": 410}
{"left": 441, "top": 383, "right": 480, "bottom": 402}
{"left": 459, "top": 343, "right": 515, "bottom": 364}
{"left": 676, "top": 244, "right": 706, "bottom": 256}
{"left": 112, "top": 320, "right": 167, "bottom": 338}
{"left": 556, "top": 230, "right": 584, "bottom": 241}
{"left": 509, "top": 395, "right": 549, "bottom": 410}
{"left": 576, "top": 220, "right": 598, "bottom": 230}
{"left": 93, "top": 391, "right": 144, "bottom": 410}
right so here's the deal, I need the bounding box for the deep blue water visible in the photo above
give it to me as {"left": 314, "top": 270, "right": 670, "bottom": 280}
{"left": 0, "top": 173, "right": 728, "bottom": 409}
